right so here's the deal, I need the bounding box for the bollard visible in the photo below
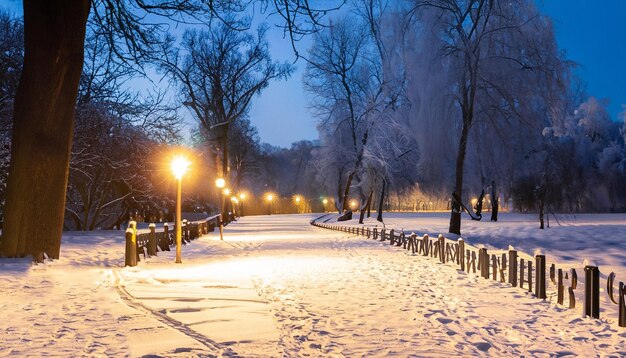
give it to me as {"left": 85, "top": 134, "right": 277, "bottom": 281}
{"left": 508, "top": 250, "right": 518, "bottom": 287}
{"left": 148, "top": 223, "right": 157, "bottom": 256}
{"left": 584, "top": 265, "right": 600, "bottom": 319}
{"left": 535, "top": 255, "right": 546, "bottom": 299}
{"left": 458, "top": 239, "right": 465, "bottom": 271}
{"left": 125, "top": 222, "right": 137, "bottom": 267}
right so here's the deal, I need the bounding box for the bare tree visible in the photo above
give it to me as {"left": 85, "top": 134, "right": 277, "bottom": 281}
{"left": 161, "top": 23, "right": 292, "bottom": 183}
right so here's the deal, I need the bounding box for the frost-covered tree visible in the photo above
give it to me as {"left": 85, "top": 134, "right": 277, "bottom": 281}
{"left": 410, "top": 0, "right": 571, "bottom": 234}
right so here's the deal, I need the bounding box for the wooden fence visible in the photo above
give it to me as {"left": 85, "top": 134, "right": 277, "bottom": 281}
{"left": 124, "top": 213, "right": 230, "bottom": 267}
{"left": 310, "top": 216, "right": 626, "bottom": 328}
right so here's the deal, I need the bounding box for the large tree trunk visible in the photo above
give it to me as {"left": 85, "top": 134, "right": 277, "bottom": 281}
{"left": 1, "top": 1, "right": 90, "bottom": 260}
{"left": 449, "top": 120, "right": 470, "bottom": 235}
{"left": 341, "top": 171, "right": 355, "bottom": 213}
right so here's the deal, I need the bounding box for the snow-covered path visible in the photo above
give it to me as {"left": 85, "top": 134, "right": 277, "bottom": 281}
{"left": 1, "top": 214, "right": 625, "bottom": 357}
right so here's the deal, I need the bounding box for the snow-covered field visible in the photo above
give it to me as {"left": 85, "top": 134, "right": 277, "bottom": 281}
{"left": 1, "top": 213, "right": 625, "bottom": 357}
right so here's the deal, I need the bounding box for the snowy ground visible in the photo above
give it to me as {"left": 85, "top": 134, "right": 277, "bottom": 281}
{"left": 1, "top": 213, "right": 626, "bottom": 357}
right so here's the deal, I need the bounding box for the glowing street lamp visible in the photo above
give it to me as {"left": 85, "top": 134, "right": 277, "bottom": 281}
{"left": 266, "top": 193, "right": 274, "bottom": 215}
{"left": 171, "top": 155, "right": 190, "bottom": 263}
{"left": 230, "top": 196, "right": 239, "bottom": 216}
{"left": 215, "top": 178, "right": 225, "bottom": 241}
{"left": 322, "top": 198, "right": 329, "bottom": 212}
{"left": 349, "top": 199, "right": 358, "bottom": 211}
{"left": 294, "top": 195, "right": 303, "bottom": 214}
{"left": 238, "top": 193, "right": 246, "bottom": 217}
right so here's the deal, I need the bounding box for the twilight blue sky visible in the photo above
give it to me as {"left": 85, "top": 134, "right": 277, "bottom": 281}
{"left": 2, "top": 1, "right": 625, "bottom": 147}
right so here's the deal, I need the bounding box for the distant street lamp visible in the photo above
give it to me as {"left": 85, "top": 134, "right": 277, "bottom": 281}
{"left": 322, "top": 198, "right": 329, "bottom": 212}
{"left": 294, "top": 195, "right": 302, "bottom": 214}
{"left": 238, "top": 193, "right": 246, "bottom": 216}
{"left": 215, "top": 178, "right": 225, "bottom": 240}
{"left": 171, "top": 155, "right": 190, "bottom": 263}
{"left": 231, "top": 196, "right": 239, "bottom": 216}
{"left": 266, "top": 193, "right": 274, "bottom": 215}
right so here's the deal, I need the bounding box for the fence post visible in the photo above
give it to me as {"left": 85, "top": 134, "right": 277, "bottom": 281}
{"left": 458, "top": 239, "right": 465, "bottom": 271}
{"left": 519, "top": 259, "right": 525, "bottom": 288}
{"left": 618, "top": 282, "right": 626, "bottom": 327}
{"left": 389, "top": 229, "right": 395, "bottom": 245}
{"left": 422, "top": 234, "right": 429, "bottom": 256}
{"left": 535, "top": 255, "right": 546, "bottom": 299}
{"left": 527, "top": 260, "right": 533, "bottom": 293}
{"left": 584, "top": 265, "right": 600, "bottom": 319}
{"left": 491, "top": 254, "right": 497, "bottom": 280}
{"left": 125, "top": 221, "right": 137, "bottom": 267}
{"left": 508, "top": 250, "right": 518, "bottom": 287}
{"left": 148, "top": 223, "right": 157, "bottom": 256}
{"left": 479, "top": 248, "right": 489, "bottom": 279}
{"left": 438, "top": 235, "right": 445, "bottom": 263}
{"left": 557, "top": 268, "right": 564, "bottom": 304}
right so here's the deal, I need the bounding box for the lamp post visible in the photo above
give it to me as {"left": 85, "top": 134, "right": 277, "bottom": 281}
{"left": 231, "top": 196, "right": 239, "bottom": 217}
{"left": 294, "top": 195, "right": 302, "bottom": 214}
{"left": 171, "top": 156, "right": 190, "bottom": 264}
{"left": 238, "top": 193, "right": 246, "bottom": 216}
{"left": 266, "top": 193, "right": 274, "bottom": 215}
{"left": 215, "top": 178, "right": 225, "bottom": 240}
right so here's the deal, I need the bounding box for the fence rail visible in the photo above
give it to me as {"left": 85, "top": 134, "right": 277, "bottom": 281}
{"left": 124, "top": 213, "right": 233, "bottom": 267}
{"left": 310, "top": 215, "right": 626, "bottom": 328}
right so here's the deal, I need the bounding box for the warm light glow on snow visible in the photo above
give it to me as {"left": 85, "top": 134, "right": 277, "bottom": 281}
{"left": 171, "top": 155, "right": 190, "bottom": 180}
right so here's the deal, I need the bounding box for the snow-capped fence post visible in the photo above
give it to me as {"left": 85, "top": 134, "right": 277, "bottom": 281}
{"left": 458, "top": 239, "right": 465, "bottom": 271}
{"left": 535, "top": 255, "right": 546, "bottom": 299}
{"left": 584, "top": 265, "right": 600, "bottom": 319}
{"left": 422, "top": 234, "right": 429, "bottom": 256}
{"left": 125, "top": 221, "right": 137, "bottom": 267}
{"left": 389, "top": 229, "right": 395, "bottom": 245}
{"left": 163, "top": 222, "right": 172, "bottom": 249}
{"left": 499, "top": 253, "right": 507, "bottom": 282}
{"left": 491, "top": 254, "right": 497, "bottom": 280}
{"left": 508, "top": 250, "right": 518, "bottom": 287}
{"left": 147, "top": 223, "right": 157, "bottom": 256}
